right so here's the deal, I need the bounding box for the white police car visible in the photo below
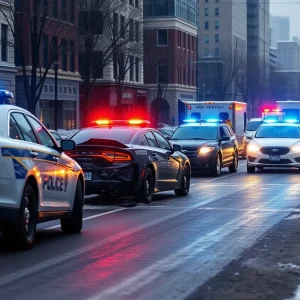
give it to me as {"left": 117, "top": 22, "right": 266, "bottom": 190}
{"left": 247, "top": 120, "right": 300, "bottom": 173}
{"left": 0, "top": 105, "right": 84, "bottom": 249}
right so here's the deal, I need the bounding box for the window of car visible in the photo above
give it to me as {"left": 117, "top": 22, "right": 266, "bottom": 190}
{"left": 145, "top": 131, "right": 158, "bottom": 148}
{"left": 26, "top": 116, "right": 55, "bottom": 148}
{"left": 11, "top": 113, "right": 38, "bottom": 144}
{"left": 171, "top": 126, "right": 217, "bottom": 140}
{"left": 255, "top": 125, "right": 300, "bottom": 139}
{"left": 219, "top": 126, "right": 231, "bottom": 138}
{"left": 9, "top": 115, "right": 24, "bottom": 140}
{"left": 153, "top": 132, "right": 171, "bottom": 150}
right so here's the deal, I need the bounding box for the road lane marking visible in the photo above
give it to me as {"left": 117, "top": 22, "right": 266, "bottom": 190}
{"left": 45, "top": 208, "right": 126, "bottom": 230}
{"left": 87, "top": 200, "right": 280, "bottom": 300}
{"left": 205, "top": 173, "right": 236, "bottom": 182}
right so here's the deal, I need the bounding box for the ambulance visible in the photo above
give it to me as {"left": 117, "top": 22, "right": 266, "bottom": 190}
{"left": 178, "top": 100, "right": 247, "bottom": 154}
{"left": 276, "top": 101, "right": 300, "bottom": 122}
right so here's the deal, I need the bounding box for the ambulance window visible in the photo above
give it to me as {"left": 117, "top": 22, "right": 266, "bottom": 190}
{"left": 191, "top": 112, "right": 201, "bottom": 120}
{"left": 219, "top": 112, "right": 229, "bottom": 121}
{"left": 9, "top": 116, "right": 23, "bottom": 140}
{"left": 11, "top": 113, "right": 38, "bottom": 144}
{"left": 26, "top": 116, "right": 55, "bottom": 148}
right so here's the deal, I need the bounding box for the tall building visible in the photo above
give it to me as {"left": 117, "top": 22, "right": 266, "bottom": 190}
{"left": 270, "top": 16, "right": 290, "bottom": 47}
{"left": 276, "top": 41, "right": 300, "bottom": 71}
{"left": 197, "top": 0, "right": 247, "bottom": 101}
{"left": 143, "top": 0, "right": 198, "bottom": 126}
{"left": 0, "top": 2, "right": 17, "bottom": 99}
{"left": 15, "top": 0, "right": 80, "bottom": 129}
{"left": 79, "top": 0, "right": 146, "bottom": 126}
{"left": 270, "top": 48, "right": 278, "bottom": 71}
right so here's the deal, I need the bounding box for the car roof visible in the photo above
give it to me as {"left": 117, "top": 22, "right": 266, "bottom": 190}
{"left": 0, "top": 104, "right": 31, "bottom": 115}
{"left": 261, "top": 122, "right": 300, "bottom": 127}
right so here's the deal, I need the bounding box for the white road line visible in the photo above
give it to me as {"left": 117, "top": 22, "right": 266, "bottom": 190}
{"left": 205, "top": 173, "right": 236, "bottom": 183}
{"left": 45, "top": 208, "right": 126, "bottom": 230}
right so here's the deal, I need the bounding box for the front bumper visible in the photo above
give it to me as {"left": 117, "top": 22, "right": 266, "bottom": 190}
{"left": 247, "top": 152, "right": 300, "bottom": 168}
{"left": 187, "top": 153, "right": 216, "bottom": 171}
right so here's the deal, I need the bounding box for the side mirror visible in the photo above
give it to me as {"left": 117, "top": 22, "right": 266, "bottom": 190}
{"left": 173, "top": 144, "right": 182, "bottom": 152}
{"left": 246, "top": 135, "right": 253, "bottom": 140}
{"left": 220, "top": 136, "right": 230, "bottom": 142}
{"left": 61, "top": 139, "right": 76, "bottom": 151}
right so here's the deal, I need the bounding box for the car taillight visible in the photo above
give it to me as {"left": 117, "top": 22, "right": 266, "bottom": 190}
{"left": 102, "top": 151, "right": 132, "bottom": 162}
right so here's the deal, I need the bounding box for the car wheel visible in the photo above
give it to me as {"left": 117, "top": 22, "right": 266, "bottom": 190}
{"left": 6, "top": 183, "right": 38, "bottom": 250}
{"left": 247, "top": 164, "right": 256, "bottom": 173}
{"left": 210, "top": 153, "right": 221, "bottom": 177}
{"left": 61, "top": 180, "right": 83, "bottom": 234}
{"left": 134, "top": 167, "right": 154, "bottom": 204}
{"left": 229, "top": 151, "right": 238, "bottom": 173}
{"left": 175, "top": 165, "right": 190, "bottom": 197}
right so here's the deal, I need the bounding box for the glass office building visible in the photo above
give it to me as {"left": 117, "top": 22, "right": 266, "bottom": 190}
{"left": 144, "top": 0, "right": 197, "bottom": 25}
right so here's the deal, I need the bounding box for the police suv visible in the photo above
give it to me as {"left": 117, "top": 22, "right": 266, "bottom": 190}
{"left": 0, "top": 105, "right": 84, "bottom": 249}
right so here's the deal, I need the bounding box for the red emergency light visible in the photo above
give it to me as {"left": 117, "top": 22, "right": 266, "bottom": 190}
{"left": 92, "top": 119, "right": 150, "bottom": 127}
{"left": 263, "top": 108, "right": 270, "bottom": 112}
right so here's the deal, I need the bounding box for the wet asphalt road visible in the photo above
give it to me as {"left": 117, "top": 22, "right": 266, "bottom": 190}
{"left": 1, "top": 161, "right": 300, "bottom": 300}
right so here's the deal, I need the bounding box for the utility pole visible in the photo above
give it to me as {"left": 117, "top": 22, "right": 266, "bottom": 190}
{"left": 54, "top": 61, "right": 58, "bottom": 130}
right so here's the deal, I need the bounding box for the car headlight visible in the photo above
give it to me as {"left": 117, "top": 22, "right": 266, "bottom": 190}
{"left": 199, "top": 147, "right": 215, "bottom": 154}
{"left": 247, "top": 144, "right": 260, "bottom": 153}
{"left": 291, "top": 146, "right": 300, "bottom": 153}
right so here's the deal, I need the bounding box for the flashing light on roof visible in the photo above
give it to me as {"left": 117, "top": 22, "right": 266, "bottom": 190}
{"left": 285, "top": 119, "right": 298, "bottom": 123}
{"left": 206, "top": 119, "right": 222, "bottom": 123}
{"left": 183, "top": 119, "right": 198, "bottom": 123}
{"left": 92, "top": 119, "right": 150, "bottom": 127}
{"left": 95, "top": 119, "right": 111, "bottom": 125}
{"left": 263, "top": 109, "right": 270, "bottom": 112}
{"left": 128, "top": 119, "right": 144, "bottom": 125}
{"left": 264, "top": 119, "right": 277, "bottom": 123}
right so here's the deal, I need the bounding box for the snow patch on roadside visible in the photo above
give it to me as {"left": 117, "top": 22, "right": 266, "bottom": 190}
{"left": 285, "top": 285, "right": 300, "bottom": 300}
{"left": 279, "top": 263, "right": 300, "bottom": 274}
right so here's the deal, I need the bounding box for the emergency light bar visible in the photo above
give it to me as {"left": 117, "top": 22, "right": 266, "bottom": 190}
{"left": 92, "top": 119, "right": 150, "bottom": 127}
{"left": 183, "top": 119, "right": 224, "bottom": 124}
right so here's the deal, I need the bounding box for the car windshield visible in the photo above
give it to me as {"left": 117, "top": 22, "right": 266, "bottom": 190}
{"left": 71, "top": 128, "right": 138, "bottom": 144}
{"left": 246, "top": 121, "right": 262, "bottom": 131}
{"left": 255, "top": 126, "right": 300, "bottom": 138}
{"left": 171, "top": 126, "right": 217, "bottom": 140}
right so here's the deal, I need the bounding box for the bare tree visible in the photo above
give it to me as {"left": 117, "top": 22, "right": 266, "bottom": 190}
{"left": 199, "top": 44, "right": 246, "bottom": 101}
{"left": 0, "top": 0, "right": 74, "bottom": 114}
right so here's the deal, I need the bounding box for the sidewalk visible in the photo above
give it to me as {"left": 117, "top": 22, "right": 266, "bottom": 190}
{"left": 189, "top": 211, "right": 300, "bottom": 300}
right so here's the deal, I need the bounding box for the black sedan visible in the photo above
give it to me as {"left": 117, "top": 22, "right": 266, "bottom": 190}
{"left": 169, "top": 121, "right": 238, "bottom": 176}
{"left": 66, "top": 120, "right": 191, "bottom": 203}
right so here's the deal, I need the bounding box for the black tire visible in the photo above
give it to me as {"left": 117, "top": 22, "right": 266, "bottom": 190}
{"left": 247, "top": 164, "right": 256, "bottom": 173}
{"left": 5, "top": 183, "right": 38, "bottom": 250}
{"left": 134, "top": 167, "right": 154, "bottom": 204}
{"left": 210, "top": 153, "right": 221, "bottom": 177}
{"left": 175, "top": 165, "right": 190, "bottom": 196}
{"left": 229, "top": 151, "right": 238, "bottom": 173}
{"left": 61, "top": 180, "right": 83, "bottom": 234}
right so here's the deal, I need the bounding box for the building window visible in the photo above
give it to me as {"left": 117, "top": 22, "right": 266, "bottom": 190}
{"left": 215, "top": 7, "right": 219, "bottom": 16}
{"left": 129, "top": 56, "right": 134, "bottom": 81}
{"left": 129, "top": 19, "right": 134, "bottom": 42}
{"left": 49, "top": 85, "right": 53, "bottom": 93}
{"left": 158, "top": 65, "right": 168, "bottom": 83}
{"left": 183, "top": 67, "right": 186, "bottom": 85}
{"left": 52, "top": 0, "right": 57, "bottom": 17}
{"left": 215, "top": 48, "right": 220, "bottom": 56}
{"left": 205, "top": 48, "right": 209, "bottom": 56}
{"left": 178, "top": 31, "right": 181, "bottom": 47}
{"left": 187, "top": 34, "right": 190, "bottom": 50}
{"left": 61, "top": 0, "right": 67, "bottom": 21}
{"left": 59, "top": 86, "right": 62, "bottom": 93}
{"left": 205, "top": 8, "right": 209, "bottom": 16}
{"left": 215, "top": 34, "right": 219, "bottom": 42}
{"left": 135, "top": 21, "right": 140, "bottom": 42}
{"left": 204, "top": 35, "right": 209, "bottom": 44}
{"left": 113, "top": 54, "right": 117, "bottom": 79}
{"left": 1, "top": 24, "right": 8, "bottom": 62}
{"left": 183, "top": 32, "right": 186, "bottom": 48}
{"left": 120, "top": 15, "right": 125, "bottom": 38}
{"left": 52, "top": 36, "right": 58, "bottom": 61}
{"left": 43, "top": 0, "right": 48, "bottom": 15}
{"left": 135, "top": 0, "right": 139, "bottom": 8}
{"left": 113, "top": 13, "right": 118, "bottom": 37}
{"left": 92, "top": 51, "right": 103, "bottom": 79}
{"left": 178, "top": 67, "right": 181, "bottom": 84}
{"left": 157, "top": 29, "right": 168, "bottom": 46}
{"left": 42, "top": 35, "right": 48, "bottom": 68}
{"left": 68, "top": 87, "right": 72, "bottom": 94}
{"left": 69, "top": 0, "right": 75, "bottom": 23}
{"left": 69, "top": 41, "right": 75, "bottom": 72}
{"left": 73, "top": 87, "right": 76, "bottom": 94}
{"left": 188, "top": 69, "right": 190, "bottom": 86}
{"left": 215, "top": 21, "right": 219, "bottom": 29}
{"left": 205, "top": 21, "right": 209, "bottom": 29}
{"left": 129, "top": 0, "right": 133, "bottom": 5}
{"left": 135, "top": 57, "right": 139, "bottom": 82}
{"left": 61, "top": 39, "right": 67, "bottom": 71}
{"left": 44, "top": 85, "right": 48, "bottom": 93}
{"left": 191, "top": 36, "right": 194, "bottom": 51}
{"left": 64, "top": 86, "right": 67, "bottom": 93}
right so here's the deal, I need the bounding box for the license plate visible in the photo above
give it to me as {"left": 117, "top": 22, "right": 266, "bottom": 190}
{"left": 84, "top": 172, "right": 92, "bottom": 181}
{"left": 269, "top": 155, "right": 280, "bottom": 162}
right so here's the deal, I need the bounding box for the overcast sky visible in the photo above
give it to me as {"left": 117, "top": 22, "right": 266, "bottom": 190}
{"left": 270, "top": 1, "right": 300, "bottom": 38}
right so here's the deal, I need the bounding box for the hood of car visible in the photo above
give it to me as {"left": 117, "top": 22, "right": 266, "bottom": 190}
{"left": 252, "top": 138, "right": 299, "bottom": 147}
{"left": 170, "top": 139, "right": 217, "bottom": 148}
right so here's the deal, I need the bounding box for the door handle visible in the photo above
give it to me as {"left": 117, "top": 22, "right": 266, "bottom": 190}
{"left": 152, "top": 152, "right": 157, "bottom": 157}
{"left": 30, "top": 151, "right": 39, "bottom": 158}
{"left": 53, "top": 156, "right": 59, "bottom": 162}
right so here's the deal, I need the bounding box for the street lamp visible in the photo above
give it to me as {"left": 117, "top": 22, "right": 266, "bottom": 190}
{"left": 53, "top": 61, "right": 58, "bottom": 130}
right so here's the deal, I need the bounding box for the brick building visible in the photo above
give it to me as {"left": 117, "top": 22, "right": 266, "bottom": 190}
{"left": 143, "top": 0, "right": 198, "bottom": 126}
{"left": 15, "top": 0, "right": 80, "bottom": 129}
